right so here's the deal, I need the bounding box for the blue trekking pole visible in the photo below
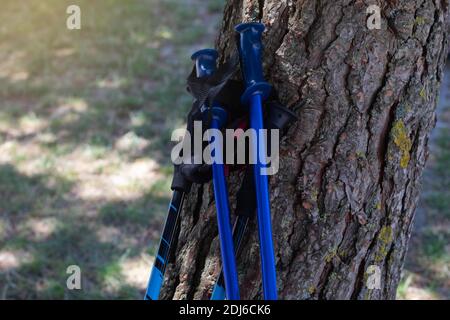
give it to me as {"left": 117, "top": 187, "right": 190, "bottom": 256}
{"left": 210, "top": 101, "right": 297, "bottom": 300}
{"left": 144, "top": 49, "right": 218, "bottom": 301}
{"left": 235, "top": 22, "right": 277, "bottom": 300}
{"left": 192, "top": 49, "right": 240, "bottom": 300}
{"left": 144, "top": 191, "right": 185, "bottom": 300}
{"left": 210, "top": 203, "right": 251, "bottom": 300}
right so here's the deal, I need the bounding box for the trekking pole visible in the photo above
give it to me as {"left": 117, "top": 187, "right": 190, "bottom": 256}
{"left": 211, "top": 101, "right": 297, "bottom": 300}
{"left": 211, "top": 168, "right": 254, "bottom": 300}
{"left": 144, "top": 174, "right": 188, "bottom": 300}
{"left": 144, "top": 50, "right": 218, "bottom": 301}
{"left": 235, "top": 22, "right": 278, "bottom": 300}
{"left": 192, "top": 49, "right": 240, "bottom": 300}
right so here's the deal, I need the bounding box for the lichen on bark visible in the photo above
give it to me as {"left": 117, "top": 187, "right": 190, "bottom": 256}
{"left": 391, "top": 120, "right": 412, "bottom": 168}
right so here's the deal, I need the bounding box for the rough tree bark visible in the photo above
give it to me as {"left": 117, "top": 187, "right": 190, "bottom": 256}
{"left": 161, "top": 0, "right": 449, "bottom": 299}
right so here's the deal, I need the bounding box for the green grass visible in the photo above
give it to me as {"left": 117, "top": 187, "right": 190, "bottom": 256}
{"left": 0, "top": 0, "right": 221, "bottom": 299}
{"left": 422, "top": 231, "right": 449, "bottom": 263}
{"left": 425, "top": 193, "right": 450, "bottom": 218}
{"left": 100, "top": 201, "right": 152, "bottom": 226}
{"left": 397, "top": 272, "right": 413, "bottom": 299}
{"left": 207, "top": 0, "right": 225, "bottom": 13}
{"left": 434, "top": 129, "right": 450, "bottom": 179}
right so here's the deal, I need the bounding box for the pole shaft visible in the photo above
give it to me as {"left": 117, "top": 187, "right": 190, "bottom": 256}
{"left": 145, "top": 191, "right": 185, "bottom": 300}
{"left": 211, "top": 215, "right": 250, "bottom": 300}
{"left": 210, "top": 118, "right": 240, "bottom": 300}
{"left": 249, "top": 94, "right": 277, "bottom": 300}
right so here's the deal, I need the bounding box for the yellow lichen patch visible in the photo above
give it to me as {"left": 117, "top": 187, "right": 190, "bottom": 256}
{"left": 311, "top": 189, "right": 318, "bottom": 202}
{"left": 419, "top": 87, "right": 427, "bottom": 100}
{"left": 374, "top": 225, "right": 393, "bottom": 262}
{"left": 356, "top": 150, "right": 366, "bottom": 159}
{"left": 338, "top": 248, "right": 347, "bottom": 259}
{"left": 308, "top": 286, "right": 316, "bottom": 295}
{"left": 379, "top": 225, "right": 393, "bottom": 244}
{"left": 392, "top": 121, "right": 412, "bottom": 168}
{"left": 375, "top": 203, "right": 382, "bottom": 211}
{"left": 364, "top": 290, "right": 372, "bottom": 300}
{"left": 415, "top": 16, "right": 426, "bottom": 26}
{"left": 324, "top": 250, "right": 337, "bottom": 263}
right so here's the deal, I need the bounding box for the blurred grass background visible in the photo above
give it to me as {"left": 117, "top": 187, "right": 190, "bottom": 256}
{"left": 0, "top": 0, "right": 448, "bottom": 300}
{"left": 0, "top": 0, "right": 224, "bottom": 299}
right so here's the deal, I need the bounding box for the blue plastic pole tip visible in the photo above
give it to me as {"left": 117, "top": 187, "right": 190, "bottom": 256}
{"left": 211, "top": 284, "right": 226, "bottom": 300}
{"left": 191, "top": 49, "right": 219, "bottom": 77}
{"left": 145, "top": 266, "right": 164, "bottom": 300}
{"left": 235, "top": 22, "right": 265, "bottom": 34}
{"left": 235, "top": 23, "right": 271, "bottom": 105}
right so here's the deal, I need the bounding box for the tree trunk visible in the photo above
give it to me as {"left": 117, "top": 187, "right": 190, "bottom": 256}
{"left": 161, "top": 0, "right": 449, "bottom": 300}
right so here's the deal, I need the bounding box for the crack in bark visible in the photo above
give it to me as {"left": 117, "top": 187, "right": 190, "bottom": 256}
{"left": 187, "top": 227, "right": 216, "bottom": 299}
{"left": 376, "top": 99, "right": 398, "bottom": 188}
{"left": 316, "top": 261, "right": 334, "bottom": 299}
{"left": 303, "top": 0, "right": 322, "bottom": 57}
{"left": 191, "top": 184, "right": 204, "bottom": 227}
{"left": 350, "top": 257, "right": 366, "bottom": 299}
{"left": 257, "top": 0, "right": 265, "bottom": 21}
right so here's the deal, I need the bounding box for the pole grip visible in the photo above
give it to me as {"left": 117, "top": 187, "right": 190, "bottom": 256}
{"left": 191, "top": 49, "right": 219, "bottom": 77}
{"left": 171, "top": 49, "right": 218, "bottom": 192}
{"left": 235, "top": 23, "right": 272, "bottom": 104}
{"left": 191, "top": 49, "right": 227, "bottom": 128}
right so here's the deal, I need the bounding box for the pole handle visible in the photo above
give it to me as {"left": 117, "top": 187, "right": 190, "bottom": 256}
{"left": 191, "top": 49, "right": 219, "bottom": 77}
{"left": 235, "top": 23, "right": 271, "bottom": 104}
{"left": 191, "top": 49, "right": 227, "bottom": 128}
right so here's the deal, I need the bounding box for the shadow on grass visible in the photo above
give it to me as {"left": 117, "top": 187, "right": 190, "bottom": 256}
{"left": 0, "top": 164, "right": 170, "bottom": 299}
{"left": 0, "top": 163, "right": 72, "bottom": 217}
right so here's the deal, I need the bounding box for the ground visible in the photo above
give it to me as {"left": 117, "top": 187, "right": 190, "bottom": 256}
{"left": 0, "top": 0, "right": 448, "bottom": 300}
